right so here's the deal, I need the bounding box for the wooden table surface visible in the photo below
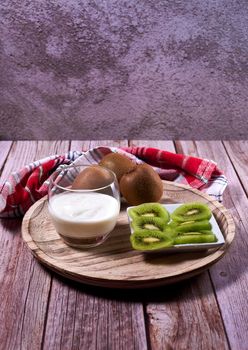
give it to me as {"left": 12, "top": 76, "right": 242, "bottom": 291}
{"left": 0, "top": 140, "right": 247, "bottom": 350}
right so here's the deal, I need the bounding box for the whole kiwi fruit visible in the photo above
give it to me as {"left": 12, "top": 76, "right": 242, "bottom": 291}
{"left": 120, "top": 163, "right": 163, "bottom": 205}
{"left": 71, "top": 165, "right": 113, "bottom": 189}
{"left": 99, "top": 153, "right": 136, "bottom": 182}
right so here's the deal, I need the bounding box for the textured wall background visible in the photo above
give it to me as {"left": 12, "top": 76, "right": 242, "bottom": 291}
{"left": 0, "top": 0, "right": 247, "bottom": 140}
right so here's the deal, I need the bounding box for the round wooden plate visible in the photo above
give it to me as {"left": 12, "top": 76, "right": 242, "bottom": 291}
{"left": 22, "top": 181, "right": 235, "bottom": 288}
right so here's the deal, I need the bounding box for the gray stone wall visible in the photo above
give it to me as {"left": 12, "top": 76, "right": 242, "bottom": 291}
{"left": 0, "top": 0, "right": 247, "bottom": 140}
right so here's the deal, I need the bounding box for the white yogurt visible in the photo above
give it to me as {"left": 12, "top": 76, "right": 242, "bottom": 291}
{"left": 49, "top": 192, "right": 120, "bottom": 239}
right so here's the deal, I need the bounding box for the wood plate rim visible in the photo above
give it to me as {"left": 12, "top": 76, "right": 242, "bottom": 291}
{"left": 21, "top": 181, "right": 235, "bottom": 288}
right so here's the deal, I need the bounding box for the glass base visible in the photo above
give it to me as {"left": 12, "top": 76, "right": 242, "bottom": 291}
{"left": 59, "top": 232, "right": 110, "bottom": 249}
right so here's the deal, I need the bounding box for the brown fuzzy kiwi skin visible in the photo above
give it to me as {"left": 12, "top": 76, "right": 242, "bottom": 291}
{"left": 99, "top": 153, "right": 136, "bottom": 182}
{"left": 120, "top": 163, "right": 163, "bottom": 206}
{"left": 71, "top": 165, "right": 113, "bottom": 189}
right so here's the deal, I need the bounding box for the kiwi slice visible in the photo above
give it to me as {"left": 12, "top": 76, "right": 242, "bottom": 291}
{"left": 130, "top": 230, "right": 173, "bottom": 250}
{"left": 174, "top": 234, "right": 217, "bottom": 245}
{"left": 179, "top": 231, "right": 203, "bottom": 235}
{"left": 174, "top": 220, "right": 212, "bottom": 234}
{"left": 171, "top": 203, "right": 212, "bottom": 222}
{"left": 164, "top": 225, "right": 178, "bottom": 239}
{"left": 201, "top": 230, "right": 214, "bottom": 235}
{"left": 131, "top": 217, "right": 166, "bottom": 232}
{"left": 128, "top": 203, "right": 170, "bottom": 223}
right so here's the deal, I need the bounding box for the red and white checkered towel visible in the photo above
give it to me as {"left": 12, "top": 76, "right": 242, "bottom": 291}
{"left": 0, "top": 146, "right": 227, "bottom": 218}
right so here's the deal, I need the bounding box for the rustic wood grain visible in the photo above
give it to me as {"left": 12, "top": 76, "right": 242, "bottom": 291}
{"left": 0, "top": 141, "right": 70, "bottom": 350}
{"left": 129, "top": 140, "right": 176, "bottom": 153}
{"left": 223, "top": 141, "right": 248, "bottom": 196}
{"left": 70, "top": 140, "right": 128, "bottom": 151}
{"left": 0, "top": 141, "right": 12, "bottom": 170}
{"left": 89, "top": 140, "right": 128, "bottom": 148}
{"left": 176, "top": 140, "right": 248, "bottom": 350}
{"left": 147, "top": 273, "right": 230, "bottom": 350}
{"left": 70, "top": 140, "right": 91, "bottom": 151}
{"left": 129, "top": 140, "right": 230, "bottom": 350}
{"left": 42, "top": 140, "right": 148, "bottom": 350}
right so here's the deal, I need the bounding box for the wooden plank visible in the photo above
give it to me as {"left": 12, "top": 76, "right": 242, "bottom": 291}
{"left": 0, "top": 141, "right": 70, "bottom": 350}
{"left": 70, "top": 140, "right": 91, "bottom": 152}
{"left": 89, "top": 140, "right": 128, "bottom": 148}
{"left": 43, "top": 140, "right": 148, "bottom": 350}
{"left": 129, "top": 140, "right": 229, "bottom": 350}
{"left": 129, "top": 140, "right": 176, "bottom": 153}
{"left": 0, "top": 141, "right": 37, "bottom": 181}
{"left": 0, "top": 141, "right": 12, "bottom": 171}
{"left": 175, "top": 140, "right": 248, "bottom": 350}
{"left": 70, "top": 140, "right": 127, "bottom": 151}
{"left": 36, "top": 140, "right": 70, "bottom": 157}
{"left": 223, "top": 141, "right": 248, "bottom": 196}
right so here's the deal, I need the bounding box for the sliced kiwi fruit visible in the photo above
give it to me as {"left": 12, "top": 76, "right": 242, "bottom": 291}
{"left": 171, "top": 203, "right": 212, "bottom": 223}
{"left": 200, "top": 230, "right": 214, "bottom": 235}
{"left": 131, "top": 217, "right": 166, "bottom": 232}
{"left": 128, "top": 203, "right": 170, "bottom": 223}
{"left": 178, "top": 231, "right": 216, "bottom": 236}
{"left": 173, "top": 220, "right": 212, "bottom": 234}
{"left": 164, "top": 225, "right": 178, "bottom": 239}
{"left": 174, "top": 234, "right": 217, "bottom": 245}
{"left": 179, "top": 231, "right": 203, "bottom": 235}
{"left": 130, "top": 230, "right": 173, "bottom": 250}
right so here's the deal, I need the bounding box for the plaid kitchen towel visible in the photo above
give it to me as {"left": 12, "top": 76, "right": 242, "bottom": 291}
{"left": 0, "top": 146, "right": 227, "bottom": 218}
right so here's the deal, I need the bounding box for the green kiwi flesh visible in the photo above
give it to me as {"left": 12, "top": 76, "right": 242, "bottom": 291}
{"left": 173, "top": 220, "right": 212, "bottom": 233}
{"left": 131, "top": 217, "right": 166, "bottom": 232}
{"left": 130, "top": 230, "right": 173, "bottom": 250}
{"left": 200, "top": 230, "right": 214, "bottom": 235}
{"left": 179, "top": 231, "right": 203, "bottom": 235}
{"left": 174, "top": 234, "right": 217, "bottom": 245}
{"left": 129, "top": 202, "right": 217, "bottom": 250}
{"left": 163, "top": 225, "right": 179, "bottom": 239}
{"left": 171, "top": 202, "right": 212, "bottom": 222}
{"left": 129, "top": 203, "right": 170, "bottom": 223}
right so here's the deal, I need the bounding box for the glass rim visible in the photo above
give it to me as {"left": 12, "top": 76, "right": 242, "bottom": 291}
{"left": 50, "top": 163, "right": 118, "bottom": 192}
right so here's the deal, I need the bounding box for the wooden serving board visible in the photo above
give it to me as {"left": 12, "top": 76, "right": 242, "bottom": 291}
{"left": 22, "top": 181, "right": 235, "bottom": 288}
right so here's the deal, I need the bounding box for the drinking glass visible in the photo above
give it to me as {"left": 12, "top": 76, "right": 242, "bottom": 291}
{"left": 48, "top": 164, "right": 120, "bottom": 248}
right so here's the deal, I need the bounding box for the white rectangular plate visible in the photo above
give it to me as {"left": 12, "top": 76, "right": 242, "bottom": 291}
{"left": 127, "top": 203, "right": 225, "bottom": 253}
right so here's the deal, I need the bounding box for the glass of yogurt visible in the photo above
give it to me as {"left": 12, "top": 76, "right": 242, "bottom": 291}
{"left": 48, "top": 164, "right": 120, "bottom": 248}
